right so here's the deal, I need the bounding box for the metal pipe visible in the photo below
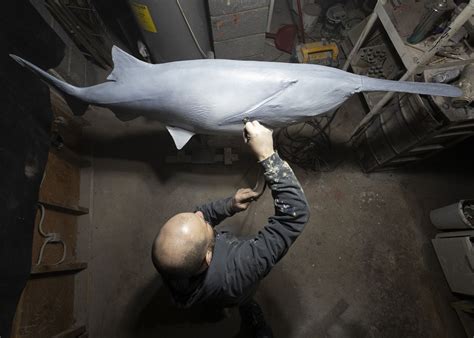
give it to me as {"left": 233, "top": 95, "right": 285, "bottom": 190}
{"left": 296, "top": 0, "right": 306, "bottom": 43}
{"left": 266, "top": 0, "right": 275, "bottom": 33}
{"left": 342, "top": 2, "right": 382, "bottom": 71}
{"left": 176, "top": 0, "right": 207, "bottom": 58}
{"left": 351, "top": 0, "right": 474, "bottom": 138}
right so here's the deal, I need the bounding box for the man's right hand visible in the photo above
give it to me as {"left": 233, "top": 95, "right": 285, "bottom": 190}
{"left": 244, "top": 121, "right": 274, "bottom": 161}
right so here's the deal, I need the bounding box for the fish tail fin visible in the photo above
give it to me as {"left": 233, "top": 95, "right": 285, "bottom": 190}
{"left": 9, "top": 54, "right": 89, "bottom": 115}
{"left": 359, "top": 75, "right": 462, "bottom": 97}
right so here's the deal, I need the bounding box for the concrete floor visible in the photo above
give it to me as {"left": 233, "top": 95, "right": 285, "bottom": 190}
{"left": 74, "top": 93, "right": 472, "bottom": 338}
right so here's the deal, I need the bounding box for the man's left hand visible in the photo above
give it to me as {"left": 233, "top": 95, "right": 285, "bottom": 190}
{"left": 232, "top": 188, "right": 260, "bottom": 212}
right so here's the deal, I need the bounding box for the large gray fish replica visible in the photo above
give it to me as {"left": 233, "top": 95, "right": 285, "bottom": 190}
{"left": 11, "top": 46, "right": 461, "bottom": 149}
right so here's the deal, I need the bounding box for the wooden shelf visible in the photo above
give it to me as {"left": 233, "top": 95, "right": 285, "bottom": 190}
{"left": 52, "top": 325, "right": 86, "bottom": 338}
{"left": 375, "top": 1, "right": 415, "bottom": 69}
{"left": 50, "top": 146, "right": 92, "bottom": 168}
{"left": 31, "top": 262, "right": 87, "bottom": 276}
{"left": 39, "top": 200, "right": 89, "bottom": 215}
{"left": 434, "top": 130, "right": 474, "bottom": 138}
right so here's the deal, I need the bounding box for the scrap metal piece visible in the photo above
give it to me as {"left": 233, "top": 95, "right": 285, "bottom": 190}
{"left": 452, "top": 63, "right": 474, "bottom": 108}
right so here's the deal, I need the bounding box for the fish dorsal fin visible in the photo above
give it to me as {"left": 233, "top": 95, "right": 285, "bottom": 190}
{"left": 107, "top": 45, "right": 147, "bottom": 81}
{"left": 166, "top": 126, "right": 195, "bottom": 149}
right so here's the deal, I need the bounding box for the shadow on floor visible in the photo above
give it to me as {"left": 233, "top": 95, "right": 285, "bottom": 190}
{"left": 81, "top": 126, "right": 265, "bottom": 186}
{"left": 300, "top": 299, "right": 368, "bottom": 337}
{"left": 127, "top": 276, "right": 251, "bottom": 338}
{"left": 126, "top": 271, "right": 305, "bottom": 338}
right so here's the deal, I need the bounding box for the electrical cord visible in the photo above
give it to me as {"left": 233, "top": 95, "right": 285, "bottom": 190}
{"left": 36, "top": 204, "right": 67, "bottom": 266}
{"left": 176, "top": 0, "right": 208, "bottom": 58}
{"left": 275, "top": 108, "right": 344, "bottom": 171}
{"left": 37, "top": 203, "right": 47, "bottom": 237}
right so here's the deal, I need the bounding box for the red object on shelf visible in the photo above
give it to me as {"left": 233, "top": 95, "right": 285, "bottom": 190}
{"left": 266, "top": 25, "right": 298, "bottom": 54}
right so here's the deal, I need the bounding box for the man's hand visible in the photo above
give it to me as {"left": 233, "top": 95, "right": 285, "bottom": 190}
{"left": 244, "top": 121, "right": 274, "bottom": 161}
{"left": 232, "top": 188, "right": 260, "bottom": 212}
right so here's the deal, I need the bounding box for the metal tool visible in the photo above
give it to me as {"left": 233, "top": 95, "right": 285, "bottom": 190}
{"left": 242, "top": 116, "right": 267, "bottom": 199}
{"left": 452, "top": 63, "right": 474, "bottom": 108}
{"left": 243, "top": 117, "right": 251, "bottom": 143}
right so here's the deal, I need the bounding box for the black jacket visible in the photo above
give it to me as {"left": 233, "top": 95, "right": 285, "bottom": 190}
{"left": 164, "top": 153, "right": 310, "bottom": 308}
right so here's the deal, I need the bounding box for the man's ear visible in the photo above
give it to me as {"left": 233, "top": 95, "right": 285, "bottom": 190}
{"left": 205, "top": 249, "right": 213, "bottom": 266}
{"left": 195, "top": 211, "right": 205, "bottom": 220}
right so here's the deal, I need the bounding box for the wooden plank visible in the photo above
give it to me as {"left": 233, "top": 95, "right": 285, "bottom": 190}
{"left": 31, "top": 262, "right": 87, "bottom": 276}
{"left": 11, "top": 91, "right": 85, "bottom": 337}
{"left": 422, "top": 58, "right": 474, "bottom": 71}
{"left": 39, "top": 200, "right": 89, "bottom": 215}
{"left": 52, "top": 325, "right": 86, "bottom": 338}
{"left": 390, "top": 156, "right": 421, "bottom": 163}
{"left": 409, "top": 144, "right": 444, "bottom": 153}
{"left": 39, "top": 151, "right": 80, "bottom": 207}
{"left": 447, "top": 122, "right": 474, "bottom": 130}
{"left": 434, "top": 131, "right": 474, "bottom": 138}
{"left": 13, "top": 275, "right": 75, "bottom": 338}
{"left": 375, "top": 2, "right": 415, "bottom": 69}
{"left": 50, "top": 146, "right": 92, "bottom": 168}
{"left": 49, "top": 90, "right": 89, "bottom": 149}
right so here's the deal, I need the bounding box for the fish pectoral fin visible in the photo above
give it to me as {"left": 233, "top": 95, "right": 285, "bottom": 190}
{"left": 107, "top": 45, "right": 149, "bottom": 82}
{"left": 218, "top": 79, "right": 298, "bottom": 125}
{"left": 166, "top": 126, "right": 195, "bottom": 150}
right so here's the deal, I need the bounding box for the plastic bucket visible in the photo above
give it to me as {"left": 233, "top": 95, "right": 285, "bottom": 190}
{"left": 430, "top": 200, "right": 474, "bottom": 230}
{"left": 302, "top": 4, "right": 321, "bottom": 33}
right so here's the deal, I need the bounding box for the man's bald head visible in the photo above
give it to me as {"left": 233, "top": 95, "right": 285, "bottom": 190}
{"left": 152, "top": 212, "right": 214, "bottom": 278}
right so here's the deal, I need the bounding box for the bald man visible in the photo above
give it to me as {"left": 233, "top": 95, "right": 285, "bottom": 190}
{"left": 152, "top": 121, "right": 310, "bottom": 337}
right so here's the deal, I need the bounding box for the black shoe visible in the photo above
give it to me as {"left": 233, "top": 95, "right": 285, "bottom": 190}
{"left": 239, "top": 300, "right": 274, "bottom": 338}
